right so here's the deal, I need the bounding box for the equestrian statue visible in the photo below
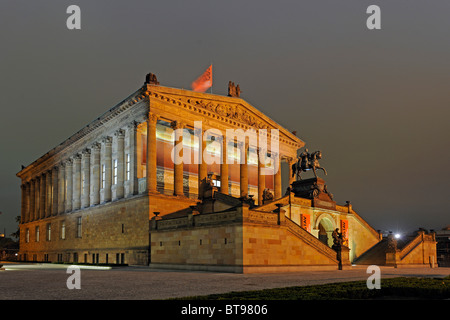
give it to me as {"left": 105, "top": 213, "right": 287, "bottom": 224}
{"left": 292, "top": 149, "right": 327, "bottom": 180}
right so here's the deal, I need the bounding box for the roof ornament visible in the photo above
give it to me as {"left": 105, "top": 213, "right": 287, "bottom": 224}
{"left": 145, "top": 73, "right": 159, "bottom": 85}
{"left": 227, "top": 81, "right": 241, "bottom": 97}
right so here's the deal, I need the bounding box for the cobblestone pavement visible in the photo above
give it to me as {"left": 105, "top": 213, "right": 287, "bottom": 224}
{"left": 0, "top": 263, "right": 449, "bottom": 300}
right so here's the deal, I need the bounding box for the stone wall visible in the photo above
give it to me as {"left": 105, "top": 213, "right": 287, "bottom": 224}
{"left": 397, "top": 232, "right": 437, "bottom": 267}
{"left": 149, "top": 204, "right": 341, "bottom": 273}
{"left": 20, "top": 195, "right": 149, "bottom": 265}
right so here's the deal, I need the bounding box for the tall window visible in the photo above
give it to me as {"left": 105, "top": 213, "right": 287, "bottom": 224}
{"left": 61, "top": 221, "right": 66, "bottom": 240}
{"left": 26, "top": 228, "right": 30, "bottom": 243}
{"left": 101, "top": 164, "right": 106, "bottom": 189}
{"left": 35, "top": 226, "right": 40, "bottom": 242}
{"left": 46, "top": 223, "right": 51, "bottom": 241}
{"left": 76, "top": 217, "right": 82, "bottom": 238}
{"left": 126, "top": 154, "right": 130, "bottom": 181}
{"left": 113, "top": 159, "right": 118, "bottom": 185}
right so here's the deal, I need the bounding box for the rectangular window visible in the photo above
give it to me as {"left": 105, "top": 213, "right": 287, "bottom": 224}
{"left": 101, "top": 164, "right": 106, "bottom": 189}
{"left": 61, "top": 221, "right": 66, "bottom": 240}
{"left": 26, "top": 228, "right": 30, "bottom": 243}
{"left": 35, "top": 226, "right": 40, "bottom": 242}
{"left": 213, "top": 179, "right": 221, "bottom": 188}
{"left": 126, "top": 154, "right": 131, "bottom": 181}
{"left": 142, "top": 137, "right": 147, "bottom": 165}
{"left": 46, "top": 223, "right": 51, "bottom": 241}
{"left": 113, "top": 159, "right": 118, "bottom": 185}
{"left": 76, "top": 217, "right": 82, "bottom": 238}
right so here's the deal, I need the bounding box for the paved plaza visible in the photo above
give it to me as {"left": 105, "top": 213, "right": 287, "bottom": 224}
{"left": 0, "top": 262, "right": 449, "bottom": 300}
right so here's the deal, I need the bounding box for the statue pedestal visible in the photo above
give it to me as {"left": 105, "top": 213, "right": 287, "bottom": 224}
{"left": 291, "top": 177, "right": 336, "bottom": 210}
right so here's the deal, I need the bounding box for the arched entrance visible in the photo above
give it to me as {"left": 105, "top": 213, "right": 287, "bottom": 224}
{"left": 316, "top": 214, "right": 335, "bottom": 248}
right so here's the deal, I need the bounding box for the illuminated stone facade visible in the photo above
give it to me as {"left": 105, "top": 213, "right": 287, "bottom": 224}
{"left": 17, "top": 74, "right": 436, "bottom": 271}
{"left": 17, "top": 74, "right": 301, "bottom": 265}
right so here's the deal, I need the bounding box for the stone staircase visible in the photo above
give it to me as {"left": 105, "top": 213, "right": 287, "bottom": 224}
{"left": 352, "top": 239, "right": 389, "bottom": 265}
{"left": 353, "top": 231, "right": 437, "bottom": 267}
{"left": 285, "top": 217, "right": 339, "bottom": 264}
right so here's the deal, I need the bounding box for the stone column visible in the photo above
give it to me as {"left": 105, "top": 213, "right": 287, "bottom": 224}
{"left": 257, "top": 147, "right": 266, "bottom": 205}
{"left": 90, "top": 142, "right": 101, "bottom": 206}
{"left": 72, "top": 154, "right": 82, "bottom": 211}
{"left": 26, "top": 182, "right": 31, "bottom": 222}
{"left": 20, "top": 183, "right": 26, "bottom": 224}
{"left": 65, "top": 159, "right": 73, "bottom": 212}
{"left": 220, "top": 137, "right": 229, "bottom": 194}
{"left": 51, "top": 166, "right": 58, "bottom": 216}
{"left": 125, "top": 121, "right": 138, "bottom": 197}
{"left": 101, "top": 136, "right": 112, "bottom": 203}
{"left": 171, "top": 120, "right": 184, "bottom": 196}
{"left": 39, "top": 173, "right": 46, "bottom": 219}
{"left": 35, "top": 176, "right": 40, "bottom": 220}
{"left": 58, "top": 163, "right": 65, "bottom": 214}
{"left": 274, "top": 153, "right": 282, "bottom": 199}
{"left": 239, "top": 140, "right": 249, "bottom": 198}
{"left": 112, "top": 129, "right": 125, "bottom": 200}
{"left": 29, "top": 179, "right": 35, "bottom": 221}
{"left": 146, "top": 113, "right": 158, "bottom": 193}
{"left": 81, "top": 149, "right": 91, "bottom": 208}
{"left": 23, "top": 183, "right": 28, "bottom": 223}
{"left": 45, "top": 170, "right": 52, "bottom": 217}
{"left": 197, "top": 127, "right": 207, "bottom": 197}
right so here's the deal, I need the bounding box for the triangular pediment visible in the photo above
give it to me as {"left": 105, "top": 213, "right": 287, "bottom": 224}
{"left": 145, "top": 85, "right": 304, "bottom": 148}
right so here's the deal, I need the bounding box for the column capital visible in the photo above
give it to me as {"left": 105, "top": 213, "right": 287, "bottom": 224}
{"left": 72, "top": 153, "right": 82, "bottom": 161}
{"left": 170, "top": 120, "right": 184, "bottom": 130}
{"left": 91, "top": 142, "right": 101, "bottom": 150}
{"left": 127, "top": 120, "right": 138, "bottom": 130}
{"left": 285, "top": 156, "right": 296, "bottom": 164}
{"left": 102, "top": 136, "right": 113, "bottom": 144}
{"left": 146, "top": 112, "right": 159, "bottom": 124}
{"left": 64, "top": 158, "right": 73, "bottom": 166}
{"left": 82, "top": 148, "right": 91, "bottom": 155}
{"left": 114, "top": 129, "right": 126, "bottom": 137}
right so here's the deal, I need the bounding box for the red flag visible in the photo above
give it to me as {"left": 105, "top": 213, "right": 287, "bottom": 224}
{"left": 191, "top": 65, "right": 212, "bottom": 92}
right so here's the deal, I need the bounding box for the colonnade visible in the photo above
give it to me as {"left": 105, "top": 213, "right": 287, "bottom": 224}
{"left": 20, "top": 113, "right": 291, "bottom": 224}
{"left": 20, "top": 121, "right": 139, "bottom": 223}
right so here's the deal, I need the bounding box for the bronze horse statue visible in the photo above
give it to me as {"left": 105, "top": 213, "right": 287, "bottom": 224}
{"left": 292, "top": 149, "right": 327, "bottom": 180}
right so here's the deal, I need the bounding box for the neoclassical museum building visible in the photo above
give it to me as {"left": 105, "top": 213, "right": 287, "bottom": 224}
{"left": 16, "top": 73, "right": 437, "bottom": 272}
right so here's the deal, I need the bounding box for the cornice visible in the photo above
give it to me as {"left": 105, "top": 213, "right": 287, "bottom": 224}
{"left": 17, "top": 83, "right": 304, "bottom": 180}
{"left": 144, "top": 86, "right": 304, "bottom": 150}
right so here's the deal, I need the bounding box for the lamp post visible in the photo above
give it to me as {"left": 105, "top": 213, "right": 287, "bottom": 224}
{"left": 148, "top": 212, "right": 160, "bottom": 265}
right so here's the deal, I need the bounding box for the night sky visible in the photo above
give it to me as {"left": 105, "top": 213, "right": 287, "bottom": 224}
{"left": 1, "top": 1, "right": 449, "bottom": 238}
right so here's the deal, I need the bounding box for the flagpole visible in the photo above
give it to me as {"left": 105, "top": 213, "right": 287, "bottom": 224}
{"left": 210, "top": 63, "right": 213, "bottom": 94}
